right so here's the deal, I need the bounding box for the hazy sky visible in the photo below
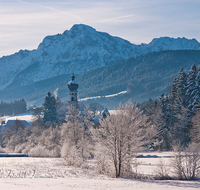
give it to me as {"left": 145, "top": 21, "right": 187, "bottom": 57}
{"left": 0, "top": 0, "right": 200, "bottom": 57}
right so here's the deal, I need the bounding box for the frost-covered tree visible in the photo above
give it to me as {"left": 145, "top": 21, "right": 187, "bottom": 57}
{"left": 172, "top": 143, "right": 200, "bottom": 180}
{"left": 61, "top": 105, "right": 93, "bottom": 166}
{"left": 191, "top": 110, "right": 200, "bottom": 144}
{"left": 56, "top": 100, "right": 68, "bottom": 124}
{"left": 0, "top": 119, "right": 27, "bottom": 151}
{"left": 91, "top": 102, "right": 150, "bottom": 178}
{"left": 64, "top": 105, "right": 83, "bottom": 145}
{"left": 43, "top": 92, "right": 57, "bottom": 124}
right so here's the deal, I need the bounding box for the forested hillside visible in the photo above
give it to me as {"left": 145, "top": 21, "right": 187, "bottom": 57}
{"left": 1, "top": 50, "right": 199, "bottom": 108}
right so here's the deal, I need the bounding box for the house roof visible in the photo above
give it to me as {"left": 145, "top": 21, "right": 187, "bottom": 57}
{"left": 102, "top": 108, "right": 109, "bottom": 114}
{"left": 6, "top": 120, "right": 31, "bottom": 127}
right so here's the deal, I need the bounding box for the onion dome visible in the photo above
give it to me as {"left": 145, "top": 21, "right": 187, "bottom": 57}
{"left": 68, "top": 72, "right": 78, "bottom": 91}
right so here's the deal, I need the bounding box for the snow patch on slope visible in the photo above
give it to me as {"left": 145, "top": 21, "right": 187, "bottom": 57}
{"left": 79, "top": 90, "right": 127, "bottom": 101}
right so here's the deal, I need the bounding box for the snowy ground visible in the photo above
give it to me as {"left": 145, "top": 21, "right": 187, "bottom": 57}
{"left": 135, "top": 152, "right": 174, "bottom": 177}
{"left": 0, "top": 152, "right": 200, "bottom": 189}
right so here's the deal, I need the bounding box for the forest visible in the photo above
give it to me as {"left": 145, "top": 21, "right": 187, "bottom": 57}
{"left": 0, "top": 99, "right": 27, "bottom": 116}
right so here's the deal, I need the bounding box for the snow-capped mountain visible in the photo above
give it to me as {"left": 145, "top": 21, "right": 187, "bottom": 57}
{"left": 0, "top": 24, "right": 200, "bottom": 90}
{"left": 138, "top": 37, "right": 200, "bottom": 54}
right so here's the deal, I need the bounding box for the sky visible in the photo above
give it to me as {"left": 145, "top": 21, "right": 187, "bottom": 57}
{"left": 0, "top": 0, "right": 200, "bottom": 58}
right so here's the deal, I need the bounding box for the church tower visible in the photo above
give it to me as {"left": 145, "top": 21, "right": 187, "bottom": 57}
{"left": 68, "top": 72, "right": 79, "bottom": 108}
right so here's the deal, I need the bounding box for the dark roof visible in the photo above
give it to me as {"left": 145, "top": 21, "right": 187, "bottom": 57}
{"left": 102, "top": 108, "right": 109, "bottom": 114}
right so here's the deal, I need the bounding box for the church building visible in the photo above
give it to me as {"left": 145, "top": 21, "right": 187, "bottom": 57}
{"left": 67, "top": 72, "right": 85, "bottom": 111}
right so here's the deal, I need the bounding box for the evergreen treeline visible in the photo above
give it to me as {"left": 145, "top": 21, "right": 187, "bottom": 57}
{"left": 0, "top": 99, "right": 27, "bottom": 116}
{"left": 77, "top": 51, "right": 200, "bottom": 102}
{"left": 1, "top": 50, "right": 200, "bottom": 108}
{"left": 140, "top": 63, "right": 200, "bottom": 150}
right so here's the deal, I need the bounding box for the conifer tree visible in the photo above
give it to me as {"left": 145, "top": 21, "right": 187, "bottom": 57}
{"left": 171, "top": 76, "right": 178, "bottom": 102}
{"left": 156, "top": 94, "right": 180, "bottom": 150}
{"left": 195, "top": 65, "right": 200, "bottom": 104}
{"left": 43, "top": 92, "right": 57, "bottom": 123}
{"left": 186, "top": 64, "right": 198, "bottom": 111}
{"left": 177, "top": 67, "right": 187, "bottom": 107}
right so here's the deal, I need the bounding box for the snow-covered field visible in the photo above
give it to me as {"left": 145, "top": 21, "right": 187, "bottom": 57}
{"left": 0, "top": 152, "right": 200, "bottom": 189}
{"left": 135, "top": 152, "right": 174, "bottom": 177}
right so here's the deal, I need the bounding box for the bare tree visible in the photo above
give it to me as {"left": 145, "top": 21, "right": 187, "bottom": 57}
{"left": 172, "top": 143, "right": 200, "bottom": 180}
{"left": 154, "top": 159, "right": 170, "bottom": 180}
{"left": 91, "top": 102, "right": 150, "bottom": 178}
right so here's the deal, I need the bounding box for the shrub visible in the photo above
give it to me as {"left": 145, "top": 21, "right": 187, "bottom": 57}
{"left": 61, "top": 143, "right": 85, "bottom": 167}
{"left": 154, "top": 159, "right": 170, "bottom": 180}
{"left": 172, "top": 143, "right": 200, "bottom": 180}
{"left": 95, "top": 157, "right": 115, "bottom": 177}
{"left": 28, "top": 145, "right": 58, "bottom": 157}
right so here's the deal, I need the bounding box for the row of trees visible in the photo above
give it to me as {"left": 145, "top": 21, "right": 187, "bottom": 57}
{"left": 0, "top": 99, "right": 27, "bottom": 116}
{"left": 0, "top": 100, "right": 153, "bottom": 178}
{"left": 1, "top": 99, "right": 200, "bottom": 179}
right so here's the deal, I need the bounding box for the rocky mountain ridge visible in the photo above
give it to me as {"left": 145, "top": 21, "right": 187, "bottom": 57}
{"left": 0, "top": 24, "right": 200, "bottom": 91}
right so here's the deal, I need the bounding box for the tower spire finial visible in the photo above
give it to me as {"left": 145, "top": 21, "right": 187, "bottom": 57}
{"left": 71, "top": 70, "right": 75, "bottom": 81}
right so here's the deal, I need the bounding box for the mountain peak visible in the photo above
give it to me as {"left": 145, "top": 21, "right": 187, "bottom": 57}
{"left": 38, "top": 24, "right": 97, "bottom": 49}
{"left": 62, "top": 24, "right": 96, "bottom": 37}
{"left": 70, "top": 24, "right": 96, "bottom": 32}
